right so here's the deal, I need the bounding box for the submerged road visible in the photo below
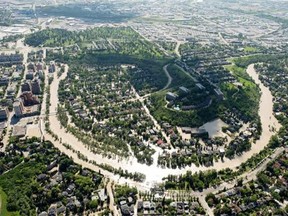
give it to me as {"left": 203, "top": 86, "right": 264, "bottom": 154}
{"left": 43, "top": 62, "right": 281, "bottom": 190}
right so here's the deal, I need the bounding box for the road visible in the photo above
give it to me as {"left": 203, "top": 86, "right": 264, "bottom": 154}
{"left": 218, "top": 32, "right": 229, "bottom": 45}
{"left": 5, "top": 35, "right": 282, "bottom": 209}
{"left": 175, "top": 64, "right": 198, "bottom": 82}
{"left": 1, "top": 38, "right": 39, "bottom": 151}
{"left": 167, "top": 147, "right": 286, "bottom": 216}
{"left": 0, "top": 35, "right": 284, "bottom": 216}
{"left": 41, "top": 59, "right": 282, "bottom": 189}
{"left": 130, "top": 26, "right": 170, "bottom": 57}
{"left": 202, "top": 147, "right": 286, "bottom": 215}
{"left": 174, "top": 41, "right": 182, "bottom": 58}
{"left": 132, "top": 87, "right": 171, "bottom": 146}
{"left": 131, "top": 27, "right": 179, "bottom": 93}
{"left": 40, "top": 64, "right": 127, "bottom": 181}
{"left": 40, "top": 48, "right": 51, "bottom": 142}
{"left": 107, "top": 181, "right": 121, "bottom": 216}
{"left": 162, "top": 64, "right": 172, "bottom": 90}
{"left": 0, "top": 19, "right": 283, "bottom": 214}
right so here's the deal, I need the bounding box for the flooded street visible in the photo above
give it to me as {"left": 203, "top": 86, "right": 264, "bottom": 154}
{"left": 45, "top": 63, "right": 281, "bottom": 189}
{"left": 200, "top": 118, "right": 228, "bottom": 138}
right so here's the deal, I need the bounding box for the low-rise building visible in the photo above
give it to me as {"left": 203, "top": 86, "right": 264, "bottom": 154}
{"left": 214, "top": 88, "right": 224, "bottom": 101}
{"left": 26, "top": 71, "right": 34, "bottom": 80}
{"left": 7, "top": 84, "right": 16, "bottom": 96}
{"left": 21, "top": 81, "right": 31, "bottom": 92}
{"left": 49, "top": 62, "right": 56, "bottom": 73}
{"left": 0, "top": 53, "right": 23, "bottom": 66}
{"left": 12, "top": 72, "right": 21, "bottom": 81}
{"left": 182, "top": 127, "right": 209, "bottom": 138}
{"left": 97, "top": 189, "right": 107, "bottom": 202}
{"left": 31, "top": 79, "right": 41, "bottom": 94}
{"left": 23, "top": 104, "right": 40, "bottom": 117}
{"left": 36, "top": 62, "right": 43, "bottom": 71}
{"left": 0, "top": 107, "right": 9, "bottom": 120}
{"left": 13, "top": 100, "right": 24, "bottom": 117}
{"left": 166, "top": 92, "right": 178, "bottom": 101}
{"left": 13, "top": 125, "right": 26, "bottom": 137}
{"left": 179, "top": 86, "right": 190, "bottom": 94}
{"left": 196, "top": 83, "right": 206, "bottom": 90}
{"left": 20, "top": 91, "right": 40, "bottom": 106}
{"left": 0, "top": 76, "right": 9, "bottom": 86}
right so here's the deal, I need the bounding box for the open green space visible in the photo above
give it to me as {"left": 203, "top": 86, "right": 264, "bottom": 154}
{"left": 149, "top": 91, "right": 217, "bottom": 127}
{"left": 147, "top": 63, "right": 216, "bottom": 127}
{"left": 25, "top": 27, "right": 165, "bottom": 59}
{"left": 167, "top": 64, "right": 195, "bottom": 88}
{"left": 0, "top": 161, "right": 43, "bottom": 215}
{"left": 26, "top": 27, "right": 173, "bottom": 92}
{"left": 149, "top": 61, "right": 260, "bottom": 127}
{"left": 232, "top": 54, "right": 288, "bottom": 68}
{"left": 79, "top": 53, "right": 171, "bottom": 92}
{"left": 222, "top": 62, "right": 260, "bottom": 122}
{"left": 0, "top": 138, "right": 105, "bottom": 215}
{"left": 243, "top": 46, "right": 259, "bottom": 53}
{"left": 0, "top": 188, "right": 19, "bottom": 216}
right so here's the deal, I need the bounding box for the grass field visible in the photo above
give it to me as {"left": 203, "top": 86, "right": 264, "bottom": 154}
{"left": 0, "top": 188, "right": 19, "bottom": 216}
{"left": 167, "top": 64, "right": 196, "bottom": 88}
{"left": 243, "top": 46, "right": 259, "bottom": 53}
{"left": 224, "top": 64, "right": 257, "bottom": 88}
{"left": 223, "top": 63, "right": 260, "bottom": 121}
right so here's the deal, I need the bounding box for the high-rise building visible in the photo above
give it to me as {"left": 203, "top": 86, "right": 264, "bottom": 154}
{"left": 13, "top": 100, "right": 24, "bottom": 117}
{"left": 31, "top": 79, "right": 41, "bottom": 94}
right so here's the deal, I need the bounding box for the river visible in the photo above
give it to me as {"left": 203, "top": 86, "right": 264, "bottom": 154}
{"left": 46, "top": 63, "right": 281, "bottom": 189}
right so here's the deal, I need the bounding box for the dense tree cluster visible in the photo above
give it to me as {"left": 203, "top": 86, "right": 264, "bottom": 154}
{"left": 0, "top": 138, "right": 104, "bottom": 215}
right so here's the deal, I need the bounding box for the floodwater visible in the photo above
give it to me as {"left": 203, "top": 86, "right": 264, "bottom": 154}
{"left": 200, "top": 118, "right": 228, "bottom": 138}
{"left": 46, "top": 64, "right": 281, "bottom": 188}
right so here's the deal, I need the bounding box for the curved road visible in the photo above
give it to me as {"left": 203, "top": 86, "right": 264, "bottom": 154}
{"left": 162, "top": 64, "right": 172, "bottom": 90}
{"left": 159, "top": 40, "right": 182, "bottom": 91}
{"left": 6, "top": 35, "right": 282, "bottom": 214}
{"left": 174, "top": 41, "right": 182, "bottom": 58}
{"left": 44, "top": 60, "right": 280, "bottom": 192}
{"left": 167, "top": 146, "right": 285, "bottom": 216}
